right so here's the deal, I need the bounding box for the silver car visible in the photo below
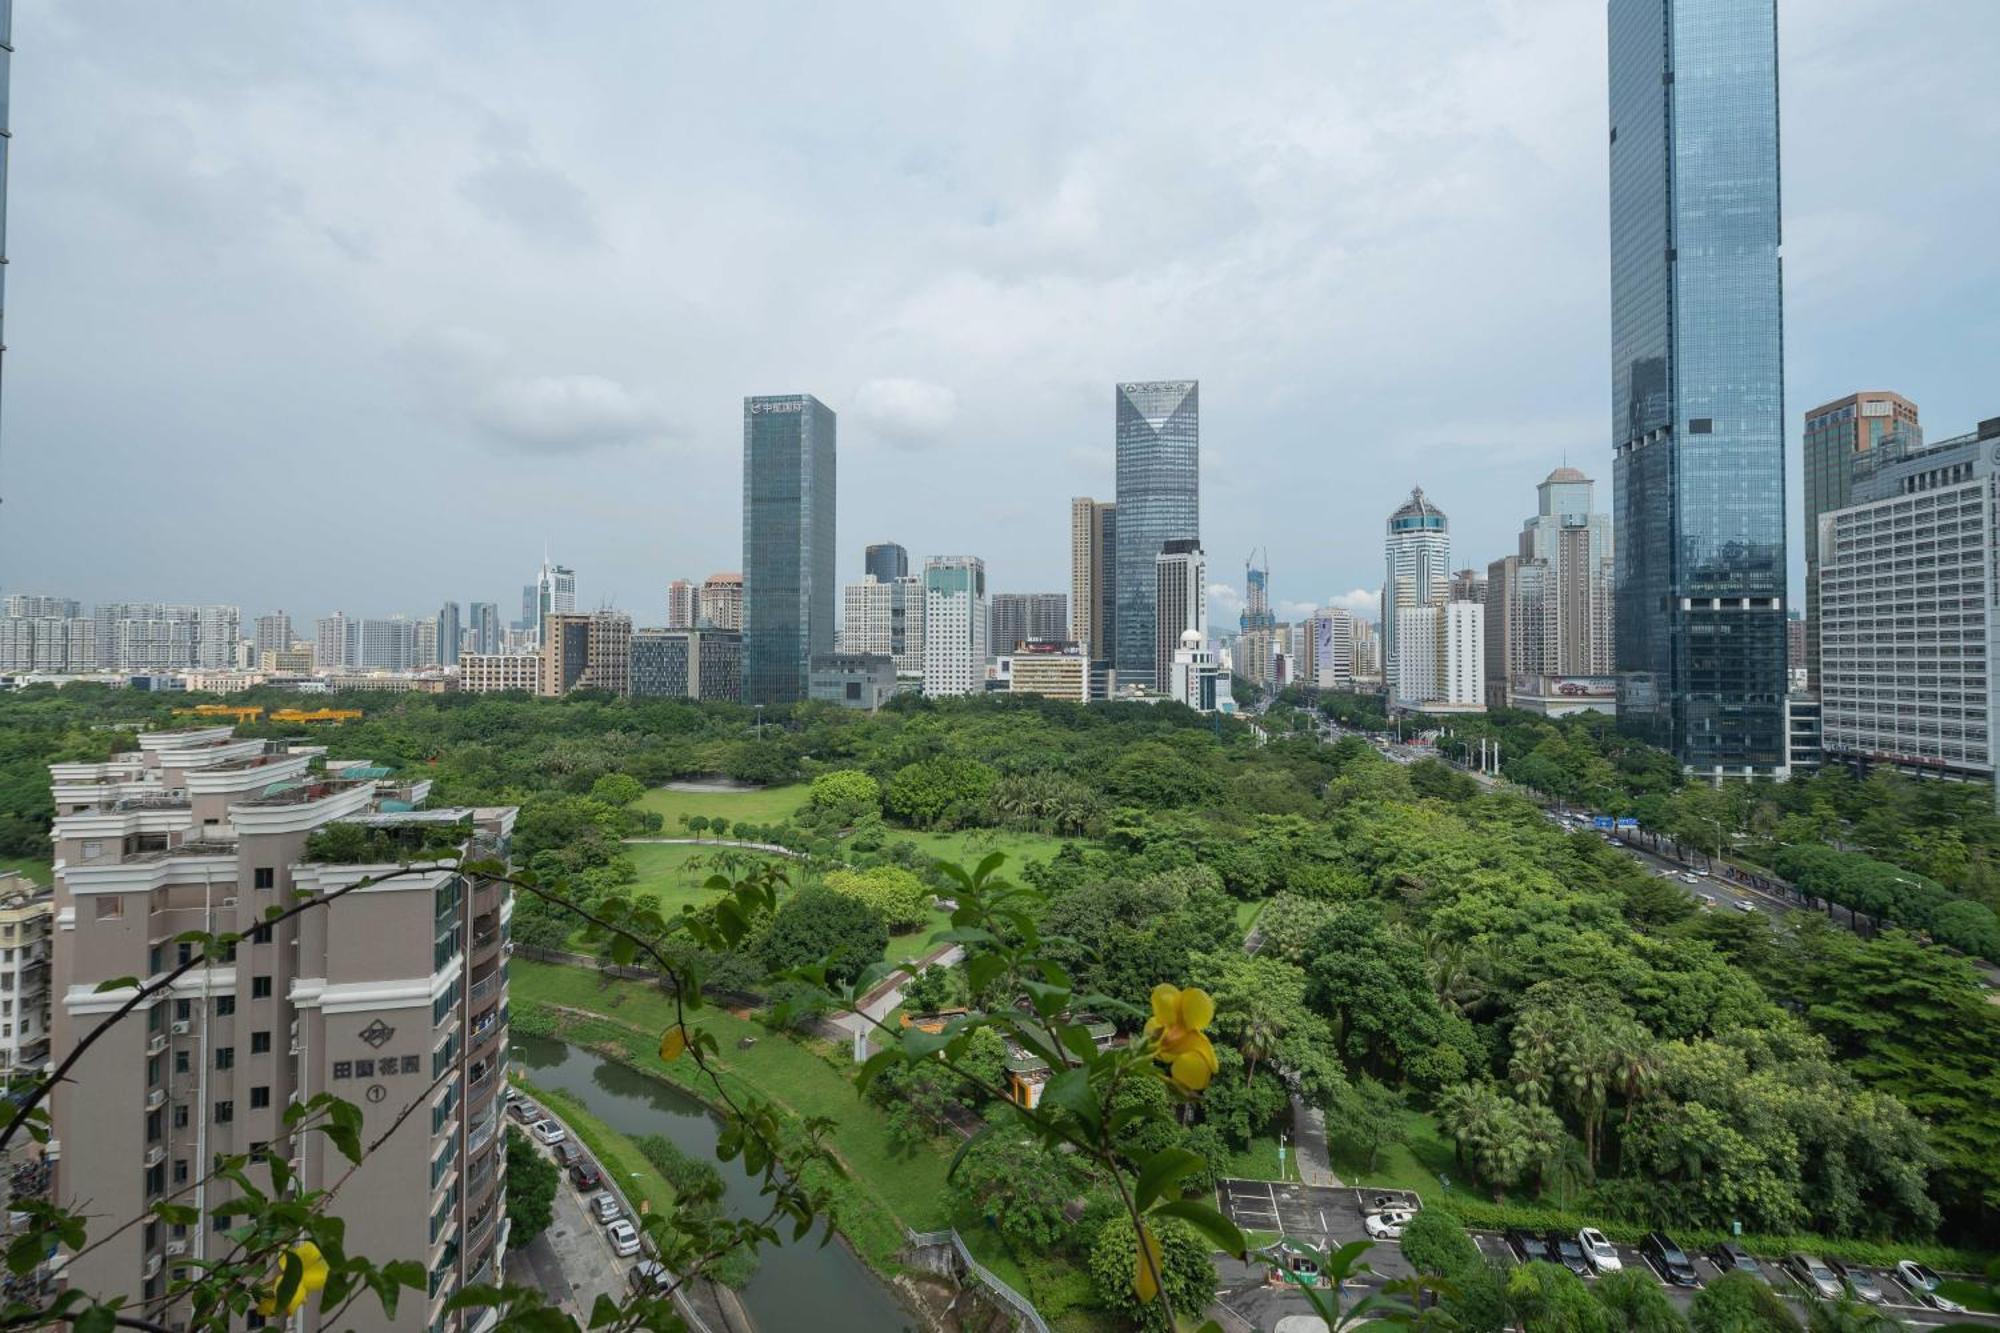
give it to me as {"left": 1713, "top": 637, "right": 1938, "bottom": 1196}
{"left": 591, "top": 1191, "right": 622, "bottom": 1223}
{"left": 1788, "top": 1255, "right": 1842, "bottom": 1301}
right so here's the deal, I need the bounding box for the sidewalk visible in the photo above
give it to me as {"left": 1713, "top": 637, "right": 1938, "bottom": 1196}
{"left": 1289, "top": 1095, "right": 1342, "bottom": 1187}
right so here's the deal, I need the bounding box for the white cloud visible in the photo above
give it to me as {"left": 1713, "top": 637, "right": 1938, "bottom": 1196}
{"left": 1207, "top": 582, "right": 1243, "bottom": 619}
{"left": 468, "top": 374, "right": 672, "bottom": 454}
{"left": 852, "top": 378, "right": 959, "bottom": 449}
{"left": 1276, "top": 599, "right": 1319, "bottom": 621}
{"left": 1328, "top": 589, "right": 1380, "bottom": 619}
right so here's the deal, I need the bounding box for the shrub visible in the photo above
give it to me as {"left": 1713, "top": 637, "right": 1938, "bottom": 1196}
{"left": 824, "top": 865, "right": 932, "bottom": 934}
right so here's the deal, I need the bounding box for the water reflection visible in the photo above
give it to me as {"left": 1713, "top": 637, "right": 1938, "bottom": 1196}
{"left": 511, "top": 1034, "right": 917, "bottom": 1332}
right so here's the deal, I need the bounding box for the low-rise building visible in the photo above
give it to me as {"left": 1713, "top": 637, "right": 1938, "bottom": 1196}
{"left": 808, "top": 653, "right": 898, "bottom": 710}
{"left": 459, "top": 653, "right": 541, "bottom": 694}
{"left": 998, "top": 641, "right": 1091, "bottom": 702}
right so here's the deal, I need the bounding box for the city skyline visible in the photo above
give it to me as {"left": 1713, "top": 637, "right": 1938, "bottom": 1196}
{"left": 3, "top": 4, "right": 1995, "bottom": 620}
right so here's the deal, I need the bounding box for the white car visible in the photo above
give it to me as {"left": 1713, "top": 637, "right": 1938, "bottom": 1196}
{"left": 1733, "top": 899, "right": 1757, "bottom": 913}
{"left": 1579, "top": 1228, "right": 1622, "bottom": 1274}
{"left": 530, "top": 1119, "right": 567, "bottom": 1147}
{"left": 1365, "top": 1210, "right": 1415, "bottom": 1240}
{"left": 606, "top": 1218, "right": 641, "bottom": 1257}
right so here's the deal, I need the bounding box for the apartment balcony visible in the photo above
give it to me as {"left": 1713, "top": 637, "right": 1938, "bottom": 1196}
{"left": 467, "top": 1004, "right": 501, "bottom": 1057}
{"left": 467, "top": 963, "right": 503, "bottom": 1005}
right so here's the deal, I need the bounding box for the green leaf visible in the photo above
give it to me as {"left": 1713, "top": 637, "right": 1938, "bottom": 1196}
{"left": 1021, "top": 979, "right": 1070, "bottom": 1017}
{"left": 72, "top": 1305, "right": 116, "bottom": 1333}
{"left": 445, "top": 1284, "right": 507, "bottom": 1312}
{"left": 607, "top": 933, "right": 636, "bottom": 968}
{"left": 1150, "top": 1198, "right": 1248, "bottom": 1259}
{"left": 93, "top": 976, "right": 141, "bottom": 993}
{"left": 588, "top": 1293, "right": 624, "bottom": 1328}
{"left": 1135, "top": 1147, "right": 1205, "bottom": 1211}
{"left": 1039, "top": 1066, "right": 1099, "bottom": 1131}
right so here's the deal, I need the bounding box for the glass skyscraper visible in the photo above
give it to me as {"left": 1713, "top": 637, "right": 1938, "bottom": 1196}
{"left": 864, "top": 543, "right": 908, "bottom": 584}
{"left": 1113, "top": 381, "right": 1199, "bottom": 690}
{"left": 1609, "top": 0, "right": 1787, "bottom": 774}
{"left": 742, "top": 394, "right": 836, "bottom": 706}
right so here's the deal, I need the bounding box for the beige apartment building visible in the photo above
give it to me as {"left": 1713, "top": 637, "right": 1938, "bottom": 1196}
{"left": 47, "top": 726, "right": 514, "bottom": 1331}
{"left": 458, "top": 653, "right": 541, "bottom": 695}
{"left": 0, "top": 873, "right": 52, "bottom": 1077}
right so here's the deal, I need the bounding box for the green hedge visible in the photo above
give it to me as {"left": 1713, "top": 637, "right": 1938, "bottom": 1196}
{"left": 1431, "top": 1196, "right": 1989, "bottom": 1273}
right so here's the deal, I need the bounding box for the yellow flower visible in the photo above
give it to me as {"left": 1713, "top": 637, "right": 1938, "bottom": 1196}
{"left": 1146, "top": 983, "right": 1218, "bottom": 1091}
{"left": 1134, "top": 1219, "right": 1163, "bottom": 1303}
{"left": 256, "top": 1241, "right": 329, "bottom": 1316}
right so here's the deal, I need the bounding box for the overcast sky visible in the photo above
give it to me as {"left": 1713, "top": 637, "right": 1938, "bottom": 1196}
{"left": 3, "top": 1, "right": 1996, "bottom": 627}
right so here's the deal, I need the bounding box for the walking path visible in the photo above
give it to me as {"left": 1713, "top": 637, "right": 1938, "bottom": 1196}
{"left": 1288, "top": 1096, "right": 1341, "bottom": 1187}
{"left": 622, "top": 836, "right": 807, "bottom": 859}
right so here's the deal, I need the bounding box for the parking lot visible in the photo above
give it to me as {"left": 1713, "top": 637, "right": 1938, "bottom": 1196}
{"left": 1213, "top": 1178, "right": 1998, "bottom": 1332}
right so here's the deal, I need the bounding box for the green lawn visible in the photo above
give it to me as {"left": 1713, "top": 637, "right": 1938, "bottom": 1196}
{"left": 638, "top": 783, "right": 807, "bottom": 831}
{"left": 887, "top": 827, "right": 1072, "bottom": 872}
{"left": 509, "top": 960, "right": 955, "bottom": 1263}
{"left": 0, "top": 858, "right": 50, "bottom": 887}
{"left": 625, "top": 841, "right": 793, "bottom": 915}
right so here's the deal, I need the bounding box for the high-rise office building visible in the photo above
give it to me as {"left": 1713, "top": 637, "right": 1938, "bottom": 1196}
{"left": 630, "top": 628, "right": 742, "bottom": 703}
{"left": 1610, "top": 0, "right": 1787, "bottom": 774}
{"left": 699, "top": 573, "right": 744, "bottom": 631}
{"left": 990, "top": 593, "right": 1068, "bottom": 656}
{"left": 47, "top": 727, "right": 515, "bottom": 1327}
{"left": 922, "top": 556, "right": 987, "bottom": 698}
{"left": 1486, "top": 467, "right": 1616, "bottom": 707}
{"left": 1114, "top": 381, "right": 1199, "bottom": 690}
{"left": 864, "top": 544, "right": 909, "bottom": 584}
{"left": 742, "top": 395, "right": 836, "bottom": 706}
{"left": 468, "top": 602, "right": 501, "bottom": 656}
{"left": 518, "top": 585, "right": 537, "bottom": 633}
{"left": 1310, "top": 608, "right": 1358, "bottom": 691}
{"left": 437, "top": 601, "right": 462, "bottom": 667}
{"left": 841, "top": 575, "right": 924, "bottom": 674}
{"left": 1802, "top": 392, "right": 1920, "bottom": 689}
{"left": 666, "top": 579, "right": 697, "bottom": 630}
{"left": 1069, "top": 498, "right": 1116, "bottom": 665}
{"left": 1382, "top": 488, "right": 1451, "bottom": 696}
{"left": 534, "top": 560, "right": 576, "bottom": 644}
{"left": 1153, "top": 542, "right": 1206, "bottom": 692}
{"left": 1819, "top": 417, "right": 2000, "bottom": 785}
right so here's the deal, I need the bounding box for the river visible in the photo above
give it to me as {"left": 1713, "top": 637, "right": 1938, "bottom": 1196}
{"left": 510, "top": 1033, "right": 919, "bottom": 1333}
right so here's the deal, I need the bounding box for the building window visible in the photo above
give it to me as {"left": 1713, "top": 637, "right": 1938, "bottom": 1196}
{"left": 252, "top": 976, "right": 272, "bottom": 1000}
{"left": 254, "top": 867, "right": 275, "bottom": 890}
{"left": 173, "top": 1159, "right": 188, "bottom": 1185}
{"left": 174, "top": 1050, "right": 190, "bottom": 1075}
{"left": 251, "top": 1031, "right": 271, "bottom": 1055}
{"left": 216, "top": 996, "right": 236, "bottom": 1017}
{"left": 176, "top": 999, "right": 192, "bottom": 1022}
{"left": 176, "top": 942, "right": 193, "bottom": 966}
{"left": 250, "top": 1086, "right": 270, "bottom": 1110}
{"left": 215, "top": 1047, "right": 234, "bottom": 1071}
{"left": 172, "top": 1105, "right": 189, "bottom": 1129}
{"left": 94, "top": 898, "right": 123, "bottom": 921}
{"left": 214, "top": 1101, "right": 234, "bottom": 1124}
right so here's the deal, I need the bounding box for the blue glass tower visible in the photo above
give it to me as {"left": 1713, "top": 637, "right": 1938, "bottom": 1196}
{"left": 743, "top": 394, "right": 836, "bottom": 706}
{"left": 1609, "top": 0, "right": 1787, "bottom": 775}
{"left": 1114, "top": 381, "right": 1199, "bottom": 690}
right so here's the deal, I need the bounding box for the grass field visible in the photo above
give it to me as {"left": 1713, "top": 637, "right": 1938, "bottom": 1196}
{"left": 509, "top": 960, "right": 956, "bottom": 1264}
{"left": 624, "top": 841, "right": 793, "bottom": 915}
{"left": 638, "top": 783, "right": 807, "bottom": 830}
{"left": 888, "top": 827, "right": 1072, "bottom": 872}
{"left": 0, "top": 858, "right": 50, "bottom": 887}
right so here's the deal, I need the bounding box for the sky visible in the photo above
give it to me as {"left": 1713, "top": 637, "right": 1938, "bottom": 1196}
{"left": 3, "top": 1, "right": 1996, "bottom": 628}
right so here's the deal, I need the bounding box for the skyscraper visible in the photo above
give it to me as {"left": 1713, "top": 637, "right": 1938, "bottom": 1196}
{"left": 468, "top": 601, "right": 501, "bottom": 655}
{"left": 989, "top": 593, "right": 1068, "bottom": 654}
{"left": 1153, "top": 541, "right": 1206, "bottom": 691}
{"left": 1802, "top": 392, "right": 1920, "bottom": 689}
{"left": 864, "top": 543, "right": 909, "bottom": 584}
{"left": 1381, "top": 487, "right": 1451, "bottom": 695}
{"left": 252, "top": 612, "right": 293, "bottom": 657}
{"left": 742, "top": 394, "right": 836, "bottom": 706}
{"left": 1610, "top": 0, "right": 1787, "bottom": 774}
{"left": 922, "top": 556, "right": 987, "bottom": 697}
{"left": 700, "top": 572, "right": 744, "bottom": 631}
{"left": 666, "top": 579, "right": 697, "bottom": 630}
{"left": 1114, "top": 381, "right": 1199, "bottom": 690}
{"left": 841, "top": 575, "right": 925, "bottom": 674}
{"left": 1069, "top": 498, "right": 1116, "bottom": 665}
{"left": 437, "top": 601, "right": 462, "bottom": 667}
{"left": 535, "top": 560, "right": 576, "bottom": 644}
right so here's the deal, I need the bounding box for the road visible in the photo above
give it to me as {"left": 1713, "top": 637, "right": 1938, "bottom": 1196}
{"left": 1210, "top": 1179, "right": 1997, "bottom": 1332}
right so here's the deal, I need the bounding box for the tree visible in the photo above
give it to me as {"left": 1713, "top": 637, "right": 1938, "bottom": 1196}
{"left": 1334, "top": 1077, "right": 1408, "bottom": 1173}
{"left": 589, "top": 772, "right": 646, "bottom": 808}
{"left": 504, "top": 1126, "right": 558, "bottom": 1249}
{"left": 823, "top": 865, "right": 932, "bottom": 934}
{"left": 1087, "top": 1216, "right": 1218, "bottom": 1333}
{"left": 1592, "top": 1269, "right": 1688, "bottom": 1333}
{"left": 884, "top": 755, "right": 997, "bottom": 829}
{"left": 1507, "top": 1261, "right": 1612, "bottom": 1333}
{"left": 805, "top": 768, "right": 881, "bottom": 826}
{"left": 1399, "top": 1207, "right": 1481, "bottom": 1281}
{"left": 1687, "top": 1272, "right": 1800, "bottom": 1333}
{"left": 949, "top": 1125, "right": 1084, "bottom": 1249}
{"left": 755, "top": 886, "right": 888, "bottom": 984}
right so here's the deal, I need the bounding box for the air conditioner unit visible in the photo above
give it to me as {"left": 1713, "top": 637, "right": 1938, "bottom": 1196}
{"left": 146, "top": 1034, "right": 167, "bottom": 1056}
{"left": 145, "top": 1088, "right": 164, "bottom": 1109}
{"left": 171, "top": 1021, "right": 191, "bottom": 1036}
{"left": 164, "top": 1240, "right": 187, "bottom": 1258}
{"left": 220, "top": 897, "right": 238, "bottom": 910}
{"left": 143, "top": 1146, "right": 165, "bottom": 1168}
{"left": 142, "top": 1253, "right": 161, "bottom": 1279}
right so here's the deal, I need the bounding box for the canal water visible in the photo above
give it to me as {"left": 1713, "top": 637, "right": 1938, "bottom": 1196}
{"left": 511, "top": 1034, "right": 918, "bottom": 1332}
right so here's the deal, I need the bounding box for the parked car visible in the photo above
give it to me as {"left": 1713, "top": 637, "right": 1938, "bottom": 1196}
{"left": 1828, "top": 1260, "right": 1886, "bottom": 1305}
{"left": 508, "top": 1099, "right": 541, "bottom": 1124}
{"left": 1548, "top": 1232, "right": 1592, "bottom": 1278}
{"left": 1579, "top": 1228, "right": 1621, "bottom": 1274}
{"left": 1365, "top": 1193, "right": 1410, "bottom": 1214}
{"left": 1711, "top": 1243, "right": 1765, "bottom": 1282}
{"left": 1365, "top": 1210, "right": 1414, "bottom": 1240}
{"left": 1508, "top": 1229, "right": 1553, "bottom": 1264}
{"left": 606, "top": 1218, "right": 642, "bottom": 1257}
{"left": 553, "top": 1140, "right": 582, "bottom": 1169}
{"left": 628, "top": 1261, "right": 672, "bottom": 1297}
{"left": 1894, "top": 1260, "right": 1963, "bottom": 1313}
{"left": 592, "top": 1191, "right": 622, "bottom": 1223}
{"left": 1732, "top": 899, "right": 1757, "bottom": 913}
{"left": 1643, "top": 1232, "right": 1700, "bottom": 1287}
{"left": 1787, "top": 1255, "right": 1843, "bottom": 1301}
{"left": 530, "top": 1119, "right": 566, "bottom": 1146}
{"left": 570, "top": 1160, "right": 604, "bottom": 1192}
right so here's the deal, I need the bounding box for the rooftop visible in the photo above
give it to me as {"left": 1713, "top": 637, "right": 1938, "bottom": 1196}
{"left": 237, "top": 779, "right": 368, "bottom": 809}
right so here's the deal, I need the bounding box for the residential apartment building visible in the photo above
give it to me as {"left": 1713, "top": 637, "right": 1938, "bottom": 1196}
{"left": 699, "top": 573, "right": 744, "bottom": 632}
{"left": 990, "top": 593, "right": 1068, "bottom": 657}
{"left": 922, "top": 556, "right": 987, "bottom": 698}
{"left": 1310, "top": 608, "right": 1357, "bottom": 691}
{"left": 1803, "top": 392, "right": 1921, "bottom": 690}
{"left": 252, "top": 613, "right": 294, "bottom": 657}
{"left": 1394, "top": 600, "right": 1485, "bottom": 713}
{"left": 840, "top": 575, "right": 924, "bottom": 674}
{"left": 0, "top": 873, "right": 52, "bottom": 1077}
{"left": 537, "top": 611, "right": 635, "bottom": 696}
{"left": 665, "top": 581, "right": 697, "bottom": 631}
{"left": 46, "top": 727, "right": 515, "bottom": 1329}
{"left": 1069, "top": 497, "right": 1116, "bottom": 666}
{"left": 1818, "top": 417, "right": 2000, "bottom": 784}
{"left": 459, "top": 654, "right": 541, "bottom": 695}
